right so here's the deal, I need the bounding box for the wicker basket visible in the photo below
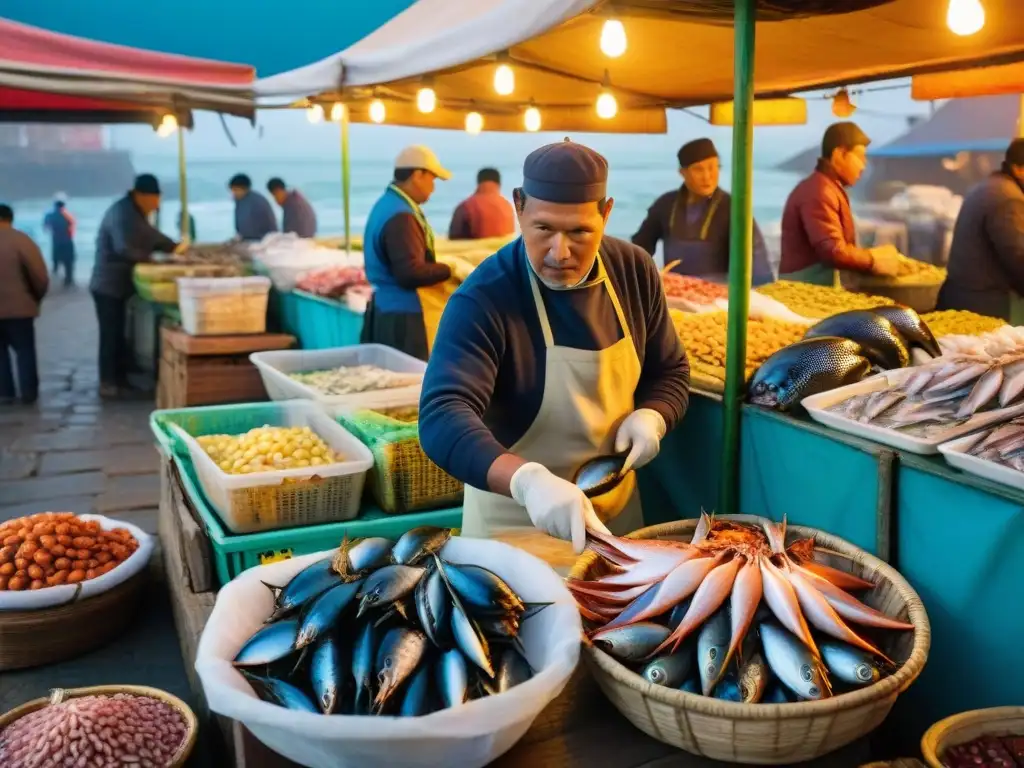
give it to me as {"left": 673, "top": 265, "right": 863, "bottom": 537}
{"left": 921, "top": 707, "right": 1024, "bottom": 768}
{"left": 0, "top": 568, "right": 148, "bottom": 671}
{"left": 0, "top": 685, "right": 198, "bottom": 767}
{"left": 569, "top": 516, "right": 931, "bottom": 765}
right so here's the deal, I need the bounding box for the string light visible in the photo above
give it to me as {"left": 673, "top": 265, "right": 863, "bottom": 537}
{"left": 524, "top": 106, "right": 541, "bottom": 132}
{"left": 600, "top": 19, "right": 627, "bottom": 58}
{"left": 465, "top": 111, "right": 484, "bottom": 134}
{"left": 330, "top": 103, "right": 345, "bottom": 122}
{"left": 155, "top": 114, "right": 178, "bottom": 138}
{"left": 596, "top": 91, "right": 618, "bottom": 119}
{"left": 306, "top": 104, "right": 324, "bottom": 123}
{"left": 832, "top": 88, "right": 856, "bottom": 118}
{"left": 416, "top": 86, "right": 436, "bottom": 114}
{"left": 946, "top": 0, "right": 985, "bottom": 36}
{"left": 494, "top": 63, "right": 515, "bottom": 96}
{"left": 369, "top": 99, "right": 386, "bottom": 124}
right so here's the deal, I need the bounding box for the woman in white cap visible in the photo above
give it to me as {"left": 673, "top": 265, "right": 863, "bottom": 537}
{"left": 419, "top": 140, "right": 691, "bottom": 553}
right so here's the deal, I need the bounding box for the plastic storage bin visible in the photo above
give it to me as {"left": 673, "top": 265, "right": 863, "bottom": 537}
{"left": 250, "top": 344, "right": 426, "bottom": 415}
{"left": 288, "top": 291, "right": 364, "bottom": 349}
{"left": 178, "top": 276, "right": 271, "bottom": 336}
{"left": 157, "top": 400, "right": 373, "bottom": 534}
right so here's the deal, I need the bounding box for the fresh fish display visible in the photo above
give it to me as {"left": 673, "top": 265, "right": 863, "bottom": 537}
{"left": 869, "top": 306, "right": 941, "bottom": 358}
{"left": 962, "top": 416, "right": 1024, "bottom": 471}
{"left": 819, "top": 640, "right": 883, "bottom": 686}
{"left": 572, "top": 517, "right": 912, "bottom": 703}
{"left": 235, "top": 528, "right": 537, "bottom": 717}
{"left": 574, "top": 454, "right": 629, "bottom": 497}
{"left": 804, "top": 310, "right": 911, "bottom": 370}
{"left": 748, "top": 337, "right": 872, "bottom": 412}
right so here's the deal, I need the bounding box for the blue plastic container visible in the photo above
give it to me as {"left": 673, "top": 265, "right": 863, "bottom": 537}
{"left": 289, "top": 291, "right": 364, "bottom": 349}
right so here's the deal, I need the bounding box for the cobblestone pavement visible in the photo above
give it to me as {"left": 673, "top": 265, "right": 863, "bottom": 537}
{"left": 0, "top": 288, "right": 220, "bottom": 765}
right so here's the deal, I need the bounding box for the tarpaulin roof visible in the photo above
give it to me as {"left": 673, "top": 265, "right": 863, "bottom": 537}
{"left": 254, "top": 0, "right": 1024, "bottom": 134}
{"left": 870, "top": 95, "right": 1022, "bottom": 157}
{"left": 0, "top": 18, "right": 256, "bottom": 124}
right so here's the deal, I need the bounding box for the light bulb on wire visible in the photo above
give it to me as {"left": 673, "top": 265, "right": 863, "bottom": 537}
{"left": 494, "top": 64, "right": 515, "bottom": 96}
{"left": 524, "top": 106, "right": 541, "bottom": 132}
{"left": 330, "top": 103, "right": 345, "bottom": 122}
{"left": 307, "top": 104, "right": 324, "bottom": 123}
{"left": 946, "top": 0, "right": 985, "bottom": 36}
{"left": 596, "top": 90, "right": 618, "bottom": 119}
{"left": 465, "top": 111, "right": 484, "bottom": 134}
{"left": 156, "top": 114, "right": 178, "bottom": 138}
{"left": 832, "top": 88, "right": 856, "bottom": 118}
{"left": 369, "top": 99, "right": 386, "bottom": 124}
{"left": 417, "top": 87, "right": 436, "bottom": 113}
{"left": 600, "top": 19, "right": 627, "bottom": 57}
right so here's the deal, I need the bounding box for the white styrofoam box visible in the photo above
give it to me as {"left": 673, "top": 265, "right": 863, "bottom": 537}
{"left": 939, "top": 432, "right": 1024, "bottom": 491}
{"left": 250, "top": 344, "right": 426, "bottom": 416}
{"left": 178, "top": 276, "right": 271, "bottom": 336}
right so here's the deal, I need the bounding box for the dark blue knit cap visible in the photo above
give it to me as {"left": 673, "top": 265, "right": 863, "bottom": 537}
{"left": 522, "top": 138, "right": 608, "bottom": 203}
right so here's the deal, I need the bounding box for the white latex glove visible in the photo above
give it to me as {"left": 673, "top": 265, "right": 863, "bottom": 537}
{"left": 510, "top": 462, "right": 610, "bottom": 554}
{"left": 614, "top": 408, "right": 667, "bottom": 473}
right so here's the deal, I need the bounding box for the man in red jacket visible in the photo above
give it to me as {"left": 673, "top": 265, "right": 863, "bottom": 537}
{"left": 779, "top": 122, "right": 900, "bottom": 285}
{"left": 447, "top": 168, "right": 516, "bottom": 240}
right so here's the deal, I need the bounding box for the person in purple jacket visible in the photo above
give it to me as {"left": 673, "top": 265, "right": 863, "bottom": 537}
{"left": 267, "top": 178, "right": 318, "bottom": 238}
{"left": 419, "top": 139, "right": 691, "bottom": 554}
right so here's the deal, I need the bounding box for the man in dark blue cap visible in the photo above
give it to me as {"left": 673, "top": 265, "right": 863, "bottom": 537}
{"left": 229, "top": 173, "right": 278, "bottom": 241}
{"left": 91, "top": 173, "right": 183, "bottom": 399}
{"left": 632, "top": 138, "right": 774, "bottom": 285}
{"left": 420, "top": 139, "right": 690, "bottom": 554}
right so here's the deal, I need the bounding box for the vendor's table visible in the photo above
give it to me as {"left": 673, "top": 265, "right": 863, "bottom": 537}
{"left": 272, "top": 290, "right": 363, "bottom": 350}
{"left": 156, "top": 327, "right": 296, "bottom": 409}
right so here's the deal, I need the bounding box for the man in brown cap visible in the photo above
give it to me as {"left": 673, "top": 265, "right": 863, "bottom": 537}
{"left": 420, "top": 139, "right": 690, "bottom": 553}
{"left": 779, "top": 122, "right": 901, "bottom": 284}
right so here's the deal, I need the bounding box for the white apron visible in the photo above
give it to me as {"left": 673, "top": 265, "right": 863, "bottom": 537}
{"left": 461, "top": 253, "right": 645, "bottom": 541}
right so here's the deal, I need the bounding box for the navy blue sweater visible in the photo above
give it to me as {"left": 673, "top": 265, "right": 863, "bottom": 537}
{"left": 419, "top": 236, "right": 690, "bottom": 491}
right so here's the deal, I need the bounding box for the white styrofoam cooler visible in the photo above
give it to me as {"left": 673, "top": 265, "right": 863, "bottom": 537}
{"left": 250, "top": 344, "right": 426, "bottom": 416}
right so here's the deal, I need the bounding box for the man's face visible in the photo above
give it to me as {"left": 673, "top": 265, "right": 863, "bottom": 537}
{"left": 680, "top": 156, "right": 720, "bottom": 198}
{"left": 516, "top": 193, "right": 613, "bottom": 289}
{"left": 832, "top": 145, "right": 868, "bottom": 187}
{"left": 406, "top": 170, "right": 437, "bottom": 205}
{"left": 1009, "top": 163, "right": 1024, "bottom": 185}
{"left": 230, "top": 185, "right": 247, "bottom": 201}
{"left": 270, "top": 188, "right": 287, "bottom": 206}
{"left": 135, "top": 192, "right": 161, "bottom": 215}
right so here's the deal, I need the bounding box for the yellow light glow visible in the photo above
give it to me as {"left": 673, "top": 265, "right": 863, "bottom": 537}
{"left": 307, "top": 104, "right": 324, "bottom": 124}
{"left": 947, "top": 0, "right": 985, "bottom": 36}
{"left": 330, "top": 103, "right": 345, "bottom": 122}
{"left": 832, "top": 89, "right": 856, "bottom": 118}
{"left": 524, "top": 106, "right": 541, "bottom": 132}
{"left": 596, "top": 91, "right": 618, "bottom": 119}
{"left": 417, "top": 87, "right": 436, "bottom": 114}
{"left": 494, "top": 64, "right": 515, "bottom": 96}
{"left": 156, "top": 114, "right": 178, "bottom": 138}
{"left": 465, "top": 111, "right": 484, "bottom": 134}
{"left": 600, "top": 19, "right": 627, "bottom": 58}
{"left": 369, "top": 99, "right": 386, "bottom": 124}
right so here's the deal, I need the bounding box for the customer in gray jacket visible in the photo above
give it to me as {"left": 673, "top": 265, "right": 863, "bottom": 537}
{"left": 0, "top": 204, "right": 49, "bottom": 405}
{"left": 938, "top": 139, "right": 1024, "bottom": 322}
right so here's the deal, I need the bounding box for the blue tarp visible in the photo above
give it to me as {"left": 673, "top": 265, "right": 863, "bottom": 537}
{"left": 1, "top": 0, "right": 415, "bottom": 76}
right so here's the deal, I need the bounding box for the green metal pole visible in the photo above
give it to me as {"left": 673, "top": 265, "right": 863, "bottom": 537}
{"left": 341, "top": 106, "right": 352, "bottom": 250}
{"left": 177, "top": 121, "right": 189, "bottom": 240}
{"left": 719, "top": 0, "right": 756, "bottom": 516}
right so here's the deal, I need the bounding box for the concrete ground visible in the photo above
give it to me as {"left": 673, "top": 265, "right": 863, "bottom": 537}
{"left": 0, "top": 287, "right": 219, "bottom": 765}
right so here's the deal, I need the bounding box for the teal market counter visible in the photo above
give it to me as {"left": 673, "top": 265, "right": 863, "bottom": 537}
{"left": 638, "top": 391, "right": 1024, "bottom": 742}
{"left": 269, "top": 289, "right": 364, "bottom": 349}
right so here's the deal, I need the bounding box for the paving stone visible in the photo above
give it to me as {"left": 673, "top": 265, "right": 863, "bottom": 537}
{"left": 94, "top": 473, "right": 160, "bottom": 513}
{"left": 0, "top": 495, "right": 96, "bottom": 522}
{"left": 1, "top": 470, "right": 106, "bottom": 504}
{"left": 0, "top": 451, "right": 37, "bottom": 480}
{"left": 65, "top": 413, "right": 98, "bottom": 426}
{"left": 10, "top": 428, "right": 106, "bottom": 453}
{"left": 115, "top": 507, "right": 159, "bottom": 534}
{"left": 40, "top": 444, "right": 160, "bottom": 477}
{"left": 72, "top": 404, "right": 101, "bottom": 414}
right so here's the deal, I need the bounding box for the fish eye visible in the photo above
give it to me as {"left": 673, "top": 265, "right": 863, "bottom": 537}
{"left": 808, "top": 685, "right": 820, "bottom": 696}
{"left": 800, "top": 664, "right": 812, "bottom": 681}
{"left": 705, "top": 664, "right": 716, "bottom": 677}
{"left": 856, "top": 665, "right": 873, "bottom": 681}
{"left": 384, "top": 658, "right": 393, "bottom": 668}
{"left": 650, "top": 669, "right": 664, "bottom": 683}
{"left": 708, "top": 648, "right": 718, "bottom": 660}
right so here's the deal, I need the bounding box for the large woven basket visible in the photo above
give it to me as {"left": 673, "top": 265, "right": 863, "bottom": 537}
{"left": 0, "top": 685, "right": 198, "bottom": 767}
{"left": 569, "top": 516, "right": 931, "bottom": 765}
{"left": 921, "top": 707, "right": 1024, "bottom": 768}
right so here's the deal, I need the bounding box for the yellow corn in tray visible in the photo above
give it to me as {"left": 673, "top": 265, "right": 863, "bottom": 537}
{"left": 196, "top": 425, "right": 340, "bottom": 475}
{"left": 670, "top": 309, "right": 806, "bottom": 381}
{"left": 757, "top": 280, "right": 894, "bottom": 319}
{"left": 922, "top": 309, "right": 1006, "bottom": 338}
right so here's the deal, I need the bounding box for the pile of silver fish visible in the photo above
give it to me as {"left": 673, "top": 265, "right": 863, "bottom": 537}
{"left": 233, "top": 527, "right": 544, "bottom": 716}
{"left": 749, "top": 306, "right": 941, "bottom": 412}
{"left": 833, "top": 353, "right": 1024, "bottom": 431}
{"left": 961, "top": 417, "right": 1024, "bottom": 472}
{"left": 570, "top": 516, "right": 913, "bottom": 702}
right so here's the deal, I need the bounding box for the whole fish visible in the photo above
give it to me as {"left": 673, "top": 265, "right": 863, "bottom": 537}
{"left": 788, "top": 562, "right": 913, "bottom": 630}
{"left": 374, "top": 627, "right": 428, "bottom": 712}
{"left": 748, "top": 337, "right": 872, "bottom": 411}
{"left": 712, "top": 676, "right": 743, "bottom": 702}
{"left": 697, "top": 608, "right": 731, "bottom": 696}
{"left": 310, "top": 634, "right": 343, "bottom": 714}
{"left": 760, "top": 622, "right": 831, "bottom": 701}
{"left": 347, "top": 537, "right": 395, "bottom": 573}
{"left": 415, "top": 566, "right": 452, "bottom": 648}
{"left": 652, "top": 555, "right": 743, "bottom": 656}
{"left": 924, "top": 362, "right": 991, "bottom": 396}
{"left": 476, "top": 614, "right": 519, "bottom": 640}
{"left": 587, "top": 527, "right": 691, "bottom": 563}
{"left": 869, "top": 306, "right": 941, "bottom": 357}
{"left": 495, "top": 646, "right": 533, "bottom": 692}
{"left": 722, "top": 556, "right": 762, "bottom": 675}
{"left": 567, "top": 580, "right": 652, "bottom": 606}
{"left": 999, "top": 361, "right": 1024, "bottom": 407}
{"left": 296, "top": 579, "right": 363, "bottom": 649}
{"left": 450, "top": 598, "right": 494, "bottom": 676}
{"left": 268, "top": 558, "right": 342, "bottom": 621}
{"left": 803, "top": 311, "right": 910, "bottom": 370}
{"left": 438, "top": 561, "right": 524, "bottom": 614}
{"left": 759, "top": 556, "right": 818, "bottom": 656}
{"left": 737, "top": 645, "right": 769, "bottom": 704}
{"left": 860, "top": 391, "right": 905, "bottom": 423}
{"left": 820, "top": 640, "right": 882, "bottom": 686}
{"left": 352, "top": 621, "right": 376, "bottom": 714}
{"left": 887, "top": 403, "right": 957, "bottom": 428}
{"left": 438, "top": 649, "right": 470, "bottom": 708}
{"left": 358, "top": 565, "right": 425, "bottom": 616}
{"left": 597, "top": 555, "right": 718, "bottom": 631}
{"left": 575, "top": 548, "right": 693, "bottom": 589}
{"left": 392, "top": 527, "right": 452, "bottom": 566}
{"left": 642, "top": 650, "right": 693, "bottom": 688}
{"left": 399, "top": 664, "right": 433, "bottom": 717}
{"left": 972, "top": 421, "right": 1024, "bottom": 454}
{"left": 786, "top": 556, "right": 875, "bottom": 592}
{"left": 592, "top": 622, "right": 672, "bottom": 663}
{"left": 574, "top": 454, "right": 628, "bottom": 497}
{"left": 243, "top": 672, "right": 319, "bottom": 713}
{"left": 233, "top": 619, "right": 300, "bottom": 667}
{"left": 839, "top": 392, "right": 870, "bottom": 421}
{"left": 902, "top": 368, "right": 936, "bottom": 397}
{"left": 955, "top": 366, "right": 1004, "bottom": 419}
